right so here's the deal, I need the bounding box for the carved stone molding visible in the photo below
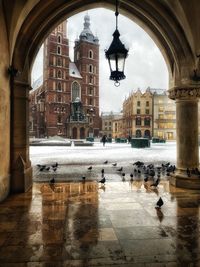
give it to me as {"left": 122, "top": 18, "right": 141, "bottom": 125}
{"left": 168, "top": 88, "right": 200, "bottom": 100}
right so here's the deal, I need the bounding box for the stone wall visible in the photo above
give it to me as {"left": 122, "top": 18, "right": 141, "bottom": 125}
{"left": 0, "top": 2, "right": 10, "bottom": 201}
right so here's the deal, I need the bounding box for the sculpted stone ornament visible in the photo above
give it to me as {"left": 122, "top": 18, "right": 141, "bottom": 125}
{"left": 168, "top": 87, "right": 200, "bottom": 100}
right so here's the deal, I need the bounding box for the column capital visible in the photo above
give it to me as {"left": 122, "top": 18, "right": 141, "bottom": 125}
{"left": 168, "top": 87, "right": 200, "bottom": 100}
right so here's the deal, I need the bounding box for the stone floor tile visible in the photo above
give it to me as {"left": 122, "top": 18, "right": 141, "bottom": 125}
{"left": 0, "top": 180, "right": 200, "bottom": 266}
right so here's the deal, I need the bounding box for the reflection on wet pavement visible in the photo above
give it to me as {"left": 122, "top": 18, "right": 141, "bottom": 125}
{"left": 0, "top": 179, "right": 200, "bottom": 266}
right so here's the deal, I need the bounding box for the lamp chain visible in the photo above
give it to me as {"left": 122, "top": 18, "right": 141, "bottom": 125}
{"left": 115, "top": 0, "right": 119, "bottom": 29}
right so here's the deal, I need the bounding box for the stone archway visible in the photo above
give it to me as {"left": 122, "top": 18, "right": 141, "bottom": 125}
{"left": 1, "top": 0, "right": 200, "bottom": 201}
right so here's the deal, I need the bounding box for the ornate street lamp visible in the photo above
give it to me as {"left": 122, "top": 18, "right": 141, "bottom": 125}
{"left": 105, "top": 0, "right": 128, "bottom": 86}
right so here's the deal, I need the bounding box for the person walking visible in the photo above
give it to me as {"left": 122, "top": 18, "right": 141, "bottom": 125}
{"left": 102, "top": 135, "right": 107, "bottom": 146}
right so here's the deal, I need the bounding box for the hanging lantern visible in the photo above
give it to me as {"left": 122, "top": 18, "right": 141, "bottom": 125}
{"left": 105, "top": 0, "right": 128, "bottom": 86}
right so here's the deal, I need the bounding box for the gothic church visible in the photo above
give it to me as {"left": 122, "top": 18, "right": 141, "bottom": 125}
{"left": 29, "top": 14, "right": 101, "bottom": 139}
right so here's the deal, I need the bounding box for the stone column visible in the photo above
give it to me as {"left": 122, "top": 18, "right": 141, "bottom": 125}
{"left": 10, "top": 78, "right": 32, "bottom": 193}
{"left": 169, "top": 87, "right": 200, "bottom": 189}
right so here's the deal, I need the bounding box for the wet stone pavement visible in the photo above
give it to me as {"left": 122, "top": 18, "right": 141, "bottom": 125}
{"left": 1, "top": 177, "right": 200, "bottom": 266}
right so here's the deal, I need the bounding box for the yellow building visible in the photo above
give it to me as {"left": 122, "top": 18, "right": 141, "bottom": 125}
{"left": 150, "top": 88, "right": 176, "bottom": 140}
{"left": 112, "top": 114, "right": 123, "bottom": 139}
{"left": 122, "top": 88, "right": 176, "bottom": 140}
{"left": 123, "top": 88, "right": 153, "bottom": 138}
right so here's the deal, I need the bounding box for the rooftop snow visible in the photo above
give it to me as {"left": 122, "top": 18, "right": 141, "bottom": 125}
{"left": 69, "top": 62, "right": 82, "bottom": 78}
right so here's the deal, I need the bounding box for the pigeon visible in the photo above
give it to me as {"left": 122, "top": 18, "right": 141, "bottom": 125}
{"left": 101, "top": 169, "right": 105, "bottom": 175}
{"left": 99, "top": 177, "right": 106, "bottom": 184}
{"left": 133, "top": 161, "right": 144, "bottom": 167}
{"left": 88, "top": 166, "right": 92, "bottom": 170}
{"left": 130, "top": 173, "right": 134, "bottom": 181}
{"left": 104, "top": 160, "right": 108, "bottom": 164}
{"left": 50, "top": 177, "right": 55, "bottom": 184}
{"left": 39, "top": 166, "right": 46, "bottom": 171}
{"left": 112, "top": 163, "right": 117, "bottom": 167}
{"left": 149, "top": 169, "right": 155, "bottom": 177}
{"left": 117, "top": 167, "right": 123, "bottom": 172}
{"left": 150, "top": 178, "right": 159, "bottom": 187}
{"left": 156, "top": 197, "right": 164, "bottom": 208}
{"left": 52, "top": 162, "right": 58, "bottom": 168}
{"left": 147, "top": 164, "right": 154, "bottom": 169}
{"left": 52, "top": 167, "right": 57, "bottom": 172}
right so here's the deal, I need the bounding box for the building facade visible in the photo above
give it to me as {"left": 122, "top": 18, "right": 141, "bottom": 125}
{"left": 123, "top": 88, "right": 153, "bottom": 138}
{"left": 101, "top": 112, "right": 122, "bottom": 138}
{"left": 122, "top": 88, "right": 176, "bottom": 140}
{"left": 29, "top": 15, "right": 101, "bottom": 139}
{"left": 150, "top": 88, "right": 176, "bottom": 140}
{"left": 112, "top": 113, "right": 123, "bottom": 139}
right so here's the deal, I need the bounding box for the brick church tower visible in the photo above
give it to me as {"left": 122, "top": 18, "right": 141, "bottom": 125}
{"left": 43, "top": 21, "right": 70, "bottom": 137}
{"left": 73, "top": 14, "right": 100, "bottom": 137}
{"left": 29, "top": 15, "right": 101, "bottom": 139}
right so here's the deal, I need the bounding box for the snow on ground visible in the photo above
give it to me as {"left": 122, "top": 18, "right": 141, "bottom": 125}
{"left": 31, "top": 141, "right": 177, "bottom": 182}
{"left": 30, "top": 141, "right": 177, "bottom": 166}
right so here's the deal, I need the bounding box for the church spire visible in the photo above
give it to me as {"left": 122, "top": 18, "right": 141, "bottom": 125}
{"left": 79, "top": 13, "right": 99, "bottom": 44}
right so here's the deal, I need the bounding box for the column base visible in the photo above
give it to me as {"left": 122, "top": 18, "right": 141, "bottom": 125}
{"left": 170, "top": 172, "right": 200, "bottom": 189}
{"left": 11, "top": 165, "right": 33, "bottom": 193}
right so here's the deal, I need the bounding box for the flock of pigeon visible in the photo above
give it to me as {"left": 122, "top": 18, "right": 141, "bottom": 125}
{"left": 37, "top": 162, "right": 58, "bottom": 184}
{"left": 84, "top": 160, "right": 177, "bottom": 209}
{"left": 36, "top": 159, "right": 200, "bottom": 210}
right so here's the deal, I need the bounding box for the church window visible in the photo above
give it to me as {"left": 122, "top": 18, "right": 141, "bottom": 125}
{"left": 89, "top": 64, "right": 93, "bottom": 73}
{"left": 57, "top": 115, "right": 62, "bottom": 123}
{"left": 89, "top": 98, "right": 93, "bottom": 105}
{"left": 89, "top": 87, "right": 93, "bottom": 95}
{"left": 57, "top": 70, "right": 62, "bottom": 78}
{"left": 50, "top": 69, "right": 53, "bottom": 77}
{"left": 89, "top": 76, "right": 93, "bottom": 84}
{"left": 58, "top": 35, "right": 62, "bottom": 43}
{"left": 57, "top": 46, "right": 61, "bottom": 55}
{"left": 57, "top": 95, "right": 62, "bottom": 103}
{"left": 57, "top": 57, "right": 62, "bottom": 66}
{"left": 72, "top": 82, "right": 80, "bottom": 101}
{"left": 50, "top": 56, "right": 53, "bottom": 65}
{"left": 57, "top": 82, "right": 62, "bottom": 91}
{"left": 89, "top": 50, "right": 93, "bottom": 59}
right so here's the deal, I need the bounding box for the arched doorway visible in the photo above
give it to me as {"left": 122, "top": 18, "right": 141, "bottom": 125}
{"left": 72, "top": 127, "right": 77, "bottom": 139}
{"left": 1, "top": 0, "right": 200, "bottom": 201}
{"left": 80, "top": 127, "right": 85, "bottom": 139}
{"left": 136, "top": 129, "right": 142, "bottom": 138}
{"left": 144, "top": 130, "right": 150, "bottom": 139}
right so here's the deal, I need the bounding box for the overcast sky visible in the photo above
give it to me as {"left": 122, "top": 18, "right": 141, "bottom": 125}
{"left": 32, "top": 8, "right": 168, "bottom": 113}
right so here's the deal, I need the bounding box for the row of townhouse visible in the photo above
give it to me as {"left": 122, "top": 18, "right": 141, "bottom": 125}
{"left": 101, "top": 87, "right": 176, "bottom": 140}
